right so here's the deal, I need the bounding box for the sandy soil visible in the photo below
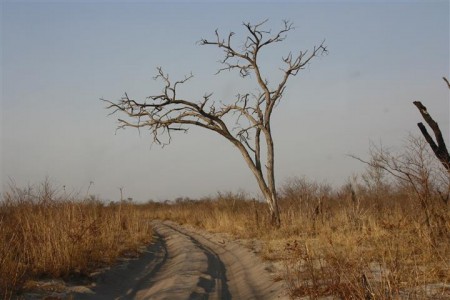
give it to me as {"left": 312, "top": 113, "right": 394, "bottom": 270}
{"left": 65, "top": 220, "right": 288, "bottom": 300}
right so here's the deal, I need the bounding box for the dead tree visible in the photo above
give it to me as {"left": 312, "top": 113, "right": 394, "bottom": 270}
{"left": 102, "top": 20, "right": 327, "bottom": 227}
{"left": 413, "top": 77, "right": 450, "bottom": 172}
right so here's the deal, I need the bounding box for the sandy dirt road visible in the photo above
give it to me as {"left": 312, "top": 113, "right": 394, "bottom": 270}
{"left": 73, "top": 220, "right": 286, "bottom": 300}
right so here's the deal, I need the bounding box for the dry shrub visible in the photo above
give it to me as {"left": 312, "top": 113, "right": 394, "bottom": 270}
{"left": 3, "top": 136, "right": 447, "bottom": 299}
{"left": 144, "top": 165, "right": 449, "bottom": 298}
{"left": 146, "top": 191, "right": 269, "bottom": 238}
{"left": 277, "top": 137, "right": 450, "bottom": 299}
{"left": 0, "top": 180, "right": 153, "bottom": 298}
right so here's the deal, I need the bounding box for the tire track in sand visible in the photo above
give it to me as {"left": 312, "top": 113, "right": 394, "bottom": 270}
{"left": 134, "top": 221, "right": 231, "bottom": 300}
{"left": 73, "top": 220, "right": 285, "bottom": 300}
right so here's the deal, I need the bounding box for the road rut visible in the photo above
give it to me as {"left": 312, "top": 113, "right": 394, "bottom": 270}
{"left": 74, "top": 220, "right": 285, "bottom": 299}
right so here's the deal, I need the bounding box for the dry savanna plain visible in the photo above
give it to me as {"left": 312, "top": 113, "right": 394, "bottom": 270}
{"left": 1, "top": 140, "right": 450, "bottom": 299}
{"left": 2, "top": 4, "right": 449, "bottom": 299}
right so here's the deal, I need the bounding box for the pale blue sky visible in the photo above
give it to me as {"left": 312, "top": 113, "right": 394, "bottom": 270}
{"left": 1, "top": 0, "right": 449, "bottom": 202}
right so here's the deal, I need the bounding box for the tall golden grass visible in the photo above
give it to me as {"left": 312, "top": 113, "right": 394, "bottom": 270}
{"left": 2, "top": 137, "right": 449, "bottom": 299}
{"left": 145, "top": 174, "right": 449, "bottom": 298}
{"left": 3, "top": 177, "right": 448, "bottom": 299}
{"left": 0, "top": 181, "right": 153, "bottom": 299}
{"left": 142, "top": 137, "right": 449, "bottom": 298}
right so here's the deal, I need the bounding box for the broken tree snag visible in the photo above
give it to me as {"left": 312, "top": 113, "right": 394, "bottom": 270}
{"left": 413, "top": 100, "right": 450, "bottom": 172}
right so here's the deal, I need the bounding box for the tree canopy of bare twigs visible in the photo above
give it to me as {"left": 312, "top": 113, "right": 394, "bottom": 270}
{"left": 102, "top": 20, "right": 327, "bottom": 227}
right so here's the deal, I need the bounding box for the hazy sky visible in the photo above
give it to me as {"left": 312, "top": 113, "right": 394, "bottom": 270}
{"left": 1, "top": 0, "right": 449, "bottom": 202}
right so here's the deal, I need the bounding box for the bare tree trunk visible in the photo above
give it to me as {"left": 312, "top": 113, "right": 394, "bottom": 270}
{"left": 265, "top": 126, "right": 281, "bottom": 227}
{"left": 233, "top": 139, "right": 281, "bottom": 227}
{"left": 258, "top": 190, "right": 280, "bottom": 228}
{"left": 268, "top": 192, "right": 281, "bottom": 227}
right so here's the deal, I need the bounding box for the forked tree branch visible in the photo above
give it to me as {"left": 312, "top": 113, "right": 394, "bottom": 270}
{"left": 413, "top": 77, "right": 450, "bottom": 171}
{"left": 199, "top": 20, "right": 327, "bottom": 127}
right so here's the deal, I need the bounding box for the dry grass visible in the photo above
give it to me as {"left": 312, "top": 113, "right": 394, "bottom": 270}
{"left": 143, "top": 137, "right": 450, "bottom": 299}
{"left": 2, "top": 179, "right": 448, "bottom": 299}
{"left": 277, "top": 180, "right": 450, "bottom": 299}
{"left": 145, "top": 176, "right": 450, "bottom": 299}
{"left": 2, "top": 138, "right": 449, "bottom": 299}
{"left": 3, "top": 176, "right": 448, "bottom": 300}
{"left": 0, "top": 180, "right": 153, "bottom": 299}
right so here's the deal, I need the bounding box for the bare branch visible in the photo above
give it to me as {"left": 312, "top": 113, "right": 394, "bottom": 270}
{"left": 413, "top": 101, "right": 450, "bottom": 171}
{"left": 443, "top": 76, "right": 450, "bottom": 89}
{"left": 267, "top": 40, "right": 327, "bottom": 119}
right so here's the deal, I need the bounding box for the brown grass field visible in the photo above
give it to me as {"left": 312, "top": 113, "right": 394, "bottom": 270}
{"left": 0, "top": 181, "right": 153, "bottom": 299}
{"left": 145, "top": 175, "right": 449, "bottom": 299}
{"left": 1, "top": 140, "right": 449, "bottom": 299}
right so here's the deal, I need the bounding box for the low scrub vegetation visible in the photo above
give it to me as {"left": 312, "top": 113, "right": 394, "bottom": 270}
{"left": 0, "top": 181, "right": 153, "bottom": 299}
{"left": 147, "top": 178, "right": 449, "bottom": 298}
{"left": 145, "top": 137, "right": 450, "bottom": 299}
{"left": 2, "top": 136, "right": 448, "bottom": 299}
